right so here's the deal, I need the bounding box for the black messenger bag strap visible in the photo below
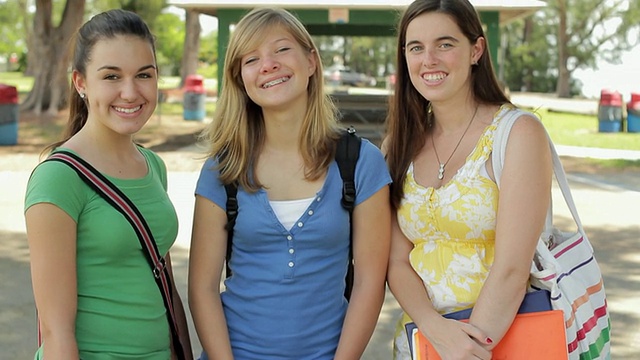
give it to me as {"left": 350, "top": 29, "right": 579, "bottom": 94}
{"left": 44, "top": 151, "right": 186, "bottom": 360}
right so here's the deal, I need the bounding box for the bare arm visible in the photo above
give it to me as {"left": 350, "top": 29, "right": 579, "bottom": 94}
{"left": 165, "top": 253, "right": 194, "bottom": 360}
{"left": 26, "top": 203, "right": 79, "bottom": 360}
{"left": 469, "top": 114, "right": 553, "bottom": 348}
{"left": 334, "top": 186, "right": 391, "bottom": 360}
{"left": 188, "top": 195, "right": 234, "bottom": 359}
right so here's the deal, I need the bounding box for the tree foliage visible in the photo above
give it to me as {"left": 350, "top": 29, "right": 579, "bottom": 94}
{"left": 91, "top": 0, "right": 183, "bottom": 76}
{"left": 507, "top": 0, "right": 640, "bottom": 98}
{"left": 154, "top": 12, "right": 185, "bottom": 76}
{"left": 197, "top": 30, "right": 218, "bottom": 79}
{"left": 0, "top": 0, "right": 30, "bottom": 68}
{"left": 314, "top": 35, "right": 396, "bottom": 80}
{"left": 503, "top": 17, "right": 563, "bottom": 94}
{"left": 92, "top": 0, "right": 166, "bottom": 28}
{"left": 199, "top": 30, "right": 218, "bottom": 65}
{"left": 553, "top": 0, "right": 640, "bottom": 97}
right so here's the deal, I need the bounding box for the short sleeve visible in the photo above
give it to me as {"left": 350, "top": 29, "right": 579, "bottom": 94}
{"left": 354, "top": 139, "right": 392, "bottom": 206}
{"left": 24, "top": 160, "right": 89, "bottom": 221}
{"left": 194, "top": 157, "right": 227, "bottom": 210}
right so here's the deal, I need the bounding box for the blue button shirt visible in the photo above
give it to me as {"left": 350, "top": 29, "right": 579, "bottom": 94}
{"left": 195, "top": 139, "right": 391, "bottom": 360}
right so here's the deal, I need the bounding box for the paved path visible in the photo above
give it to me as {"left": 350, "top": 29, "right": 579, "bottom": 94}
{"left": 510, "top": 92, "right": 599, "bottom": 115}
{"left": 1, "top": 146, "right": 639, "bottom": 359}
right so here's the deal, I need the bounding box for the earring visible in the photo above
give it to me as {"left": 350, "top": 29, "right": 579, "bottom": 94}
{"left": 79, "top": 92, "right": 86, "bottom": 99}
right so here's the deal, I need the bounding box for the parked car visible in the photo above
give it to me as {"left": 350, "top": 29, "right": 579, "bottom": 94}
{"left": 324, "top": 65, "right": 377, "bottom": 87}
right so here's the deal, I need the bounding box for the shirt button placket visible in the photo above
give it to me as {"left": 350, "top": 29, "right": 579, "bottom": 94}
{"left": 287, "top": 235, "right": 294, "bottom": 256}
{"left": 286, "top": 234, "right": 295, "bottom": 278}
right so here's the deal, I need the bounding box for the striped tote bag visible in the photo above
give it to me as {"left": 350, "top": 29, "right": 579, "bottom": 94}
{"left": 493, "top": 108, "right": 611, "bottom": 359}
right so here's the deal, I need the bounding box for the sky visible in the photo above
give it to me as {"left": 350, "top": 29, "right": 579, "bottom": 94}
{"left": 197, "top": 12, "right": 218, "bottom": 35}
{"left": 573, "top": 45, "right": 640, "bottom": 102}
{"left": 182, "top": 7, "right": 640, "bottom": 102}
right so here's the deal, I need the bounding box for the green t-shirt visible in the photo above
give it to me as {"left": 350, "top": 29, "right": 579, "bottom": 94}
{"left": 25, "top": 147, "right": 179, "bottom": 360}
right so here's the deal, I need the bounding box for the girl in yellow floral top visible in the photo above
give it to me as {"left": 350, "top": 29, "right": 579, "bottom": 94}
{"left": 383, "top": 0, "right": 553, "bottom": 359}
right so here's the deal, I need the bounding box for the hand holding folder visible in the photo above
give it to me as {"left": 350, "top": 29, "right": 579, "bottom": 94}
{"left": 405, "top": 290, "right": 567, "bottom": 360}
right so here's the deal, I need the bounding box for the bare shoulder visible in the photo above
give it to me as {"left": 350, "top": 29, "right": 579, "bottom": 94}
{"left": 508, "top": 110, "right": 548, "bottom": 144}
{"left": 502, "top": 109, "right": 552, "bottom": 168}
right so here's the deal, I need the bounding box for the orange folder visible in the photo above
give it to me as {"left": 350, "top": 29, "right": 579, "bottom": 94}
{"left": 407, "top": 310, "right": 567, "bottom": 360}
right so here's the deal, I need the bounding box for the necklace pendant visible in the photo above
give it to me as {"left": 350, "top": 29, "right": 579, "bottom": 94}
{"left": 437, "top": 163, "right": 445, "bottom": 180}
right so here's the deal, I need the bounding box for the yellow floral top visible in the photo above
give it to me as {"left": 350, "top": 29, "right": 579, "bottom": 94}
{"left": 393, "top": 105, "right": 512, "bottom": 359}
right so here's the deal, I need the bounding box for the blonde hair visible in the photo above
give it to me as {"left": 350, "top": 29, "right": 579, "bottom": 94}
{"left": 200, "top": 7, "right": 340, "bottom": 191}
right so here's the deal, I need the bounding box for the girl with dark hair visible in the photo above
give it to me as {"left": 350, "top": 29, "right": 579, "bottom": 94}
{"left": 24, "top": 9, "right": 192, "bottom": 359}
{"left": 384, "top": 0, "right": 553, "bottom": 359}
{"left": 188, "top": 7, "right": 391, "bottom": 360}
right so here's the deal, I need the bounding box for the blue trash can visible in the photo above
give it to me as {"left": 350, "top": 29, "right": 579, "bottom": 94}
{"left": 627, "top": 93, "right": 640, "bottom": 133}
{"left": 183, "top": 75, "right": 206, "bottom": 121}
{"left": 597, "top": 89, "right": 623, "bottom": 133}
{"left": 0, "top": 84, "right": 19, "bottom": 145}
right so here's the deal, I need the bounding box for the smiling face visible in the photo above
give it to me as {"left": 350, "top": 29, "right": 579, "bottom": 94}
{"left": 404, "top": 11, "right": 483, "bottom": 104}
{"left": 239, "top": 25, "right": 316, "bottom": 113}
{"left": 73, "top": 34, "right": 158, "bottom": 136}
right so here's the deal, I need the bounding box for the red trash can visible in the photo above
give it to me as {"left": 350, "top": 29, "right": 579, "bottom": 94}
{"left": 0, "top": 84, "right": 19, "bottom": 145}
{"left": 627, "top": 93, "right": 640, "bottom": 133}
{"left": 597, "top": 89, "right": 623, "bottom": 133}
{"left": 183, "top": 74, "right": 206, "bottom": 121}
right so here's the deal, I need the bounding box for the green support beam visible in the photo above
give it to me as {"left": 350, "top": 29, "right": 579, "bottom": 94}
{"left": 480, "top": 11, "right": 500, "bottom": 73}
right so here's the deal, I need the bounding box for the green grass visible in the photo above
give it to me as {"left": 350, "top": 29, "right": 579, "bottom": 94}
{"left": 158, "top": 76, "right": 180, "bottom": 89}
{"left": 521, "top": 108, "right": 640, "bottom": 171}
{"left": 0, "top": 71, "right": 34, "bottom": 92}
{"left": 155, "top": 101, "right": 216, "bottom": 116}
{"left": 159, "top": 76, "right": 218, "bottom": 91}
{"left": 532, "top": 108, "right": 640, "bottom": 150}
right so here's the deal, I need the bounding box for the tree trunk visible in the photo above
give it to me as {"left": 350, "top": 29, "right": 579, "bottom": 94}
{"left": 555, "top": 0, "right": 572, "bottom": 98}
{"left": 180, "top": 10, "right": 201, "bottom": 88}
{"left": 522, "top": 17, "right": 534, "bottom": 92}
{"left": 342, "top": 36, "right": 350, "bottom": 65}
{"left": 21, "top": 0, "right": 85, "bottom": 115}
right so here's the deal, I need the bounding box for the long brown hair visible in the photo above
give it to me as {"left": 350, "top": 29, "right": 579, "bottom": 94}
{"left": 199, "top": 7, "right": 340, "bottom": 191}
{"left": 385, "top": 0, "right": 510, "bottom": 209}
{"left": 43, "top": 9, "right": 156, "bottom": 155}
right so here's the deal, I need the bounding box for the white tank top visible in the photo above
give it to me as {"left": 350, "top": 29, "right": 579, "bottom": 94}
{"left": 269, "top": 196, "right": 316, "bottom": 230}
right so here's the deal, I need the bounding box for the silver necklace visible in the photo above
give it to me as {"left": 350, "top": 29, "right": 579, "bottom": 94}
{"left": 430, "top": 104, "right": 479, "bottom": 180}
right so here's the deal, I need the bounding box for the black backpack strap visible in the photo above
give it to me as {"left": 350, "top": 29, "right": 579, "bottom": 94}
{"left": 224, "top": 183, "right": 238, "bottom": 278}
{"left": 335, "top": 127, "right": 361, "bottom": 301}
{"left": 222, "top": 128, "right": 362, "bottom": 301}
